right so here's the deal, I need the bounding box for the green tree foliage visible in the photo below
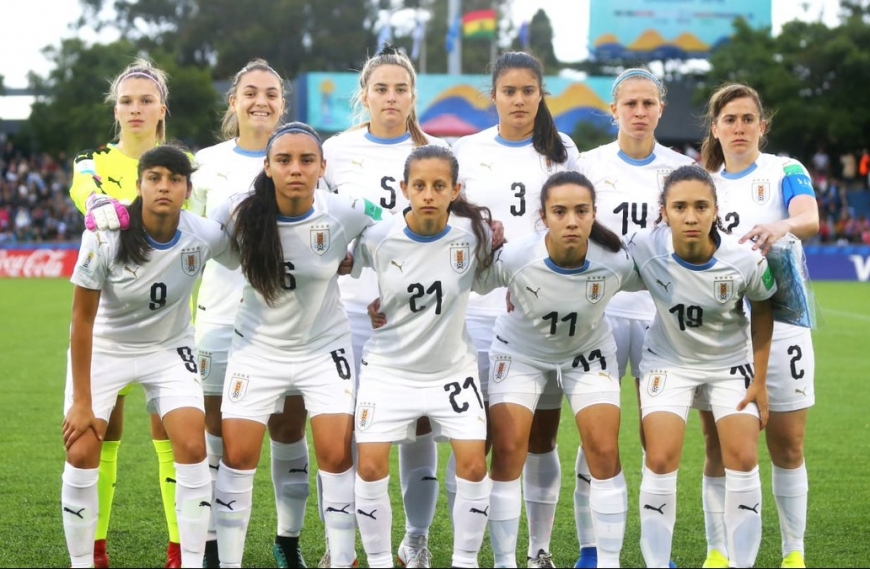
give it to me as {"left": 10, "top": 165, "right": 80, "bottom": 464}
{"left": 25, "top": 38, "right": 218, "bottom": 157}
{"left": 700, "top": 7, "right": 870, "bottom": 160}
{"left": 526, "top": 9, "right": 559, "bottom": 72}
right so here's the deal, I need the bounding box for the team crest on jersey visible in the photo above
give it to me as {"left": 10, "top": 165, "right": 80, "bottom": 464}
{"left": 310, "top": 225, "right": 331, "bottom": 256}
{"left": 586, "top": 277, "right": 606, "bottom": 304}
{"left": 491, "top": 356, "right": 512, "bottom": 383}
{"left": 227, "top": 375, "right": 248, "bottom": 403}
{"left": 713, "top": 278, "right": 734, "bottom": 304}
{"left": 751, "top": 179, "right": 771, "bottom": 204}
{"left": 656, "top": 169, "right": 672, "bottom": 192}
{"left": 199, "top": 353, "right": 212, "bottom": 381}
{"left": 181, "top": 248, "right": 202, "bottom": 277}
{"left": 357, "top": 403, "right": 375, "bottom": 431}
{"left": 539, "top": 155, "right": 554, "bottom": 173}
{"left": 647, "top": 371, "right": 667, "bottom": 396}
{"left": 451, "top": 244, "right": 471, "bottom": 273}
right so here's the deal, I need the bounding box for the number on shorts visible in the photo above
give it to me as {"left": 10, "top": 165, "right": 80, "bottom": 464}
{"left": 669, "top": 303, "right": 703, "bottom": 331}
{"left": 729, "top": 363, "right": 755, "bottom": 389}
{"left": 408, "top": 281, "right": 443, "bottom": 314}
{"left": 509, "top": 182, "right": 526, "bottom": 216}
{"left": 330, "top": 348, "right": 352, "bottom": 380}
{"left": 444, "top": 376, "right": 484, "bottom": 413}
{"left": 149, "top": 282, "right": 167, "bottom": 310}
{"left": 380, "top": 176, "right": 397, "bottom": 210}
{"left": 572, "top": 348, "right": 607, "bottom": 372}
{"left": 787, "top": 344, "right": 805, "bottom": 379}
{"left": 176, "top": 347, "right": 198, "bottom": 373}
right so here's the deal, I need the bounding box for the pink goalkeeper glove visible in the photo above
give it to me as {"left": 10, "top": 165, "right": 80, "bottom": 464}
{"left": 85, "top": 193, "right": 130, "bottom": 231}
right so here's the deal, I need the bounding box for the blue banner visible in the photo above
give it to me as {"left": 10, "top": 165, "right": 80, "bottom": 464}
{"left": 589, "top": 0, "right": 772, "bottom": 60}
{"left": 805, "top": 246, "right": 870, "bottom": 282}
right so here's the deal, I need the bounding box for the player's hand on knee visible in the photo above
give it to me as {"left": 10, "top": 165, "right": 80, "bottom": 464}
{"left": 85, "top": 192, "right": 130, "bottom": 231}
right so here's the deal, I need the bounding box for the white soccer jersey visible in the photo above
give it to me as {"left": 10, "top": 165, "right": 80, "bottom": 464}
{"left": 452, "top": 126, "right": 581, "bottom": 317}
{"left": 70, "top": 211, "right": 233, "bottom": 353}
{"left": 575, "top": 141, "right": 695, "bottom": 319}
{"left": 351, "top": 212, "right": 493, "bottom": 382}
{"left": 630, "top": 225, "right": 777, "bottom": 369}
{"left": 713, "top": 152, "right": 816, "bottom": 339}
{"left": 190, "top": 140, "right": 266, "bottom": 326}
{"left": 322, "top": 128, "right": 449, "bottom": 312}
{"left": 228, "top": 191, "right": 382, "bottom": 354}
{"left": 488, "top": 233, "right": 643, "bottom": 363}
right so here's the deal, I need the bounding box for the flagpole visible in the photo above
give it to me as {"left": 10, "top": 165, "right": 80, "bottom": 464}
{"left": 448, "top": 0, "right": 461, "bottom": 75}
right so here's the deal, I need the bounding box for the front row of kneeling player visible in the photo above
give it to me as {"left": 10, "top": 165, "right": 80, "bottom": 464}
{"left": 62, "top": 131, "right": 775, "bottom": 568}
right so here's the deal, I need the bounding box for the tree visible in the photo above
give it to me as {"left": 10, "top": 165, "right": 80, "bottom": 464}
{"left": 25, "top": 38, "right": 219, "bottom": 157}
{"left": 526, "top": 9, "right": 559, "bottom": 72}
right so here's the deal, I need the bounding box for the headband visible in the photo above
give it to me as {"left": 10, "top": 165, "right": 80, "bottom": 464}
{"left": 611, "top": 69, "right": 662, "bottom": 100}
{"left": 267, "top": 125, "right": 323, "bottom": 153}
{"left": 120, "top": 71, "right": 166, "bottom": 100}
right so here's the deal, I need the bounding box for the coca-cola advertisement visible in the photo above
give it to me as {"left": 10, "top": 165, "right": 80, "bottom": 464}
{"left": 0, "top": 249, "right": 78, "bottom": 278}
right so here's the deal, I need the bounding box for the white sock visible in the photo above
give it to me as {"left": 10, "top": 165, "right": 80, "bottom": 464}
{"left": 573, "top": 446, "right": 595, "bottom": 549}
{"left": 355, "top": 474, "right": 392, "bottom": 568}
{"left": 205, "top": 433, "right": 222, "bottom": 541}
{"left": 174, "top": 460, "right": 212, "bottom": 567}
{"left": 702, "top": 475, "right": 727, "bottom": 557}
{"left": 489, "top": 478, "right": 522, "bottom": 568}
{"left": 590, "top": 471, "right": 627, "bottom": 568}
{"left": 639, "top": 466, "right": 677, "bottom": 568}
{"left": 321, "top": 467, "right": 357, "bottom": 568}
{"left": 523, "top": 448, "right": 561, "bottom": 558}
{"left": 270, "top": 439, "right": 310, "bottom": 538}
{"left": 214, "top": 462, "right": 256, "bottom": 568}
{"left": 452, "top": 475, "right": 492, "bottom": 568}
{"left": 62, "top": 463, "right": 98, "bottom": 568}
{"left": 399, "top": 433, "right": 438, "bottom": 539}
{"left": 445, "top": 451, "right": 457, "bottom": 523}
{"left": 725, "top": 466, "right": 762, "bottom": 568}
{"left": 772, "top": 462, "right": 808, "bottom": 557}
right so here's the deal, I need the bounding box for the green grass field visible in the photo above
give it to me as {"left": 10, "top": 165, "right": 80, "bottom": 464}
{"left": 0, "top": 279, "right": 866, "bottom": 568}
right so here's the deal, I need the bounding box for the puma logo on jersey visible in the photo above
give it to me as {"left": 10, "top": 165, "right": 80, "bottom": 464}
{"left": 795, "top": 387, "right": 807, "bottom": 396}
{"left": 351, "top": 198, "right": 360, "bottom": 208}
{"left": 216, "top": 171, "right": 229, "bottom": 180}
{"left": 351, "top": 158, "right": 364, "bottom": 169}
{"left": 344, "top": 389, "right": 354, "bottom": 398}
{"left": 107, "top": 176, "right": 123, "bottom": 189}
{"left": 123, "top": 265, "right": 139, "bottom": 279}
{"left": 603, "top": 178, "right": 617, "bottom": 188}
{"left": 525, "top": 286, "right": 540, "bottom": 298}
{"left": 480, "top": 161, "right": 494, "bottom": 170}
{"left": 495, "top": 335, "right": 509, "bottom": 345}
{"left": 656, "top": 279, "right": 672, "bottom": 291}
{"left": 95, "top": 233, "right": 106, "bottom": 248}
{"left": 391, "top": 260, "right": 405, "bottom": 272}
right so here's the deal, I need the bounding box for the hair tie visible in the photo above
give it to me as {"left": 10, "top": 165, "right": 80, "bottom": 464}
{"left": 611, "top": 69, "right": 662, "bottom": 100}
{"left": 120, "top": 71, "right": 166, "bottom": 100}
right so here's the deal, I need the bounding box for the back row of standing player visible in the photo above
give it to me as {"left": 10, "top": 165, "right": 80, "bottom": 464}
{"left": 63, "top": 44, "right": 817, "bottom": 569}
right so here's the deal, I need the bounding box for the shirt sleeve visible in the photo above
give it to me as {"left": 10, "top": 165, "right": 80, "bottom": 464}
{"left": 69, "top": 150, "right": 103, "bottom": 213}
{"left": 70, "top": 230, "right": 110, "bottom": 290}
{"left": 745, "top": 252, "right": 778, "bottom": 302}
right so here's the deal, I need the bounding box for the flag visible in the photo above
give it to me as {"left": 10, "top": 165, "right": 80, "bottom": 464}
{"left": 411, "top": 18, "right": 424, "bottom": 60}
{"left": 445, "top": 15, "right": 460, "bottom": 53}
{"left": 462, "top": 9, "right": 496, "bottom": 39}
{"left": 518, "top": 21, "right": 530, "bottom": 49}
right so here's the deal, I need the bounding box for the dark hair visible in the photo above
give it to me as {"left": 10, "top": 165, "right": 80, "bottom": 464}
{"left": 655, "top": 165, "right": 728, "bottom": 237}
{"left": 490, "top": 52, "right": 568, "bottom": 165}
{"left": 117, "top": 145, "right": 196, "bottom": 266}
{"left": 403, "top": 145, "right": 494, "bottom": 274}
{"left": 350, "top": 44, "right": 429, "bottom": 147}
{"left": 232, "top": 122, "right": 323, "bottom": 307}
{"left": 539, "top": 171, "right": 622, "bottom": 252}
{"left": 701, "top": 83, "right": 773, "bottom": 172}
{"left": 222, "top": 58, "right": 286, "bottom": 140}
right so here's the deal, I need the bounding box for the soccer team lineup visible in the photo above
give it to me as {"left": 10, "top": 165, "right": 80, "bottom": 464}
{"left": 59, "top": 45, "right": 819, "bottom": 569}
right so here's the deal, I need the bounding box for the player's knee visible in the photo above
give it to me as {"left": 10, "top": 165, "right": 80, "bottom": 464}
{"left": 171, "top": 436, "right": 206, "bottom": 464}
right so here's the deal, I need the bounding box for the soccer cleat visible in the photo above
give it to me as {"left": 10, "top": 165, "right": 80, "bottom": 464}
{"left": 93, "top": 539, "right": 110, "bottom": 569}
{"left": 273, "top": 535, "right": 307, "bottom": 568}
{"left": 165, "top": 541, "right": 182, "bottom": 569}
{"left": 528, "top": 549, "right": 555, "bottom": 569}
{"left": 781, "top": 551, "right": 806, "bottom": 568}
{"left": 669, "top": 560, "right": 678, "bottom": 568}
{"left": 317, "top": 548, "right": 358, "bottom": 568}
{"left": 397, "top": 535, "right": 432, "bottom": 568}
{"left": 574, "top": 547, "right": 597, "bottom": 568}
{"left": 202, "top": 539, "right": 219, "bottom": 568}
{"left": 701, "top": 549, "right": 729, "bottom": 568}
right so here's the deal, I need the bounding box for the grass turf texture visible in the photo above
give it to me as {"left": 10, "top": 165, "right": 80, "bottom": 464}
{"left": 0, "top": 279, "right": 866, "bottom": 568}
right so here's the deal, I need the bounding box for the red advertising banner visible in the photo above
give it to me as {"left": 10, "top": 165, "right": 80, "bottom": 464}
{"left": 0, "top": 249, "right": 77, "bottom": 278}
